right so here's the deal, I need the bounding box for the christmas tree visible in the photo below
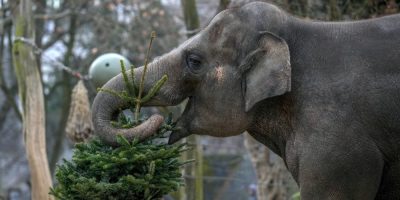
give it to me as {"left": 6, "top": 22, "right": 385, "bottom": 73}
{"left": 51, "top": 32, "right": 189, "bottom": 200}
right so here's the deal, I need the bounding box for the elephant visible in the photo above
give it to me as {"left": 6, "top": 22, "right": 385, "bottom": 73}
{"left": 92, "top": 2, "right": 400, "bottom": 199}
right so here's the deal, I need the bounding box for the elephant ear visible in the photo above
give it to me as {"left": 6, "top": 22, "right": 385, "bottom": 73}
{"left": 240, "top": 31, "right": 291, "bottom": 112}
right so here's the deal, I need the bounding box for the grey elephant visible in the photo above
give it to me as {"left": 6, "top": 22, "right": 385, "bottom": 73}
{"left": 92, "top": 2, "right": 400, "bottom": 199}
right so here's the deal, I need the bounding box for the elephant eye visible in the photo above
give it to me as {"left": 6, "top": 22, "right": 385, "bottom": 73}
{"left": 186, "top": 54, "right": 202, "bottom": 72}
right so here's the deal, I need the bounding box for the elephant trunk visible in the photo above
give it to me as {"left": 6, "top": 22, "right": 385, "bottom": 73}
{"left": 92, "top": 63, "right": 166, "bottom": 146}
{"left": 92, "top": 51, "right": 188, "bottom": 146}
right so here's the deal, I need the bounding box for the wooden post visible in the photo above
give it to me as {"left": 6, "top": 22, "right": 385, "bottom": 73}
{"left": 194, "top": 139, "right": 204, "bottom": 200}
{"left": 180, "top": 1, "right": 204, "bottom": 199}
{"left": 11, "top": 0, "right": 54, "bottom": 199}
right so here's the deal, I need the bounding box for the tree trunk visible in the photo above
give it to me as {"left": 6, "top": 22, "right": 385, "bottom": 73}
{"left": 11, "top": 0, "right": 53, "bottom": 199}
{"left": 181, "top": 0, "right": 200, "bottom": 38}
{"left": 0, "top": 0, "right": 22, "bottom": 122}
{"left": 216, "top": 0, "right": 231, "bottom": 13}
{"left": 244, "top": 133, "right": 288, "bottom": 200}
{"left": 50, "top": 10, "right": 78, "bottom": 173}
{"left": 329, "top": 0, "right": 341, "bottom": 20}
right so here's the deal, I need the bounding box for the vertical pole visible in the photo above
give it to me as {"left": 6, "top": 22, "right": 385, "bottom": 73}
{"left": 180, "top": 0, "right": 203, "bottom": 199}
{"left": 194, "top": 142, "right": 204, "bottom": 200}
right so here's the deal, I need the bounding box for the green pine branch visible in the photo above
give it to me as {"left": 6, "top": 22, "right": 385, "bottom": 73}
{"left": 135, "top": 31, "right": 157, "bottom": 122}
{"left": 98, "top": 31, "right": 168, "bottom": 124}
{"left": 50, "top": 135, "right": 189, "bottom": 200}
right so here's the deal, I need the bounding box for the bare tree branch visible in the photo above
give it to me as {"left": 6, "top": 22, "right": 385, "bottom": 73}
{"left": 42, "top": 29, "right": 67, "bottom": 50}
{"left": 0, "top": 17, "right": 12, "bottom": 28}
{"left": 0, "top": 84, "right": 22, "bottom": 121}
{"left": 0, "top": 11, "right": 22, "bottom": 121}
{"left": 34, "top": 10, "right": 71, "bottom": 20}
{"left": 0, "top": 100, "right": 12, "bottom": 128}
{"left": 44, "top": 80, "right": 64, "bottom": 98}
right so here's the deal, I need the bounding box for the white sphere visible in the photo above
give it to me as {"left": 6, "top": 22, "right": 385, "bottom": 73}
{"left": 89, "top": 53, "right": 131, "bottom": 88}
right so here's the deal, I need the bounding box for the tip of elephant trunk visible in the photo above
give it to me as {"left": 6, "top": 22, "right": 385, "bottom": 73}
{"left": 95, "top": 114, "right": 165, "bottom": 147}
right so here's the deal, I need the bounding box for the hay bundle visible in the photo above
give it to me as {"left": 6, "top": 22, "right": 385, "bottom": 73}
{"left": 65, "top": 80, "right": 93, "bottom": 143}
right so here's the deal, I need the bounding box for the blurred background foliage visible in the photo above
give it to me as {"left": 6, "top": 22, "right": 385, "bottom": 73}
{"left": 0, "top": 0, "right": 398, "bottom": 199}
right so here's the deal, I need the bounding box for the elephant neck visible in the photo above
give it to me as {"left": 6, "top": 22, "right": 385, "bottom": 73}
{"left": 246, "top": 94, "right": 294, "bottom": 159}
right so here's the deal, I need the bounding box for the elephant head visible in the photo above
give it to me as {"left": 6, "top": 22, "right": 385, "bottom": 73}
{"left": 92, "top": 2, "right": 291, "bottom": 145}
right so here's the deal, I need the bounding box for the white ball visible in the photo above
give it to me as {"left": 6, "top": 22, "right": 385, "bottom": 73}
{"left": 89, "top": 53, "right": 131, "bottom": 88}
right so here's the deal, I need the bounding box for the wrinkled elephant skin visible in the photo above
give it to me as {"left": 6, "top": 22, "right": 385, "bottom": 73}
{"left": 92, "top": 2, "right": 400, "bottom": 199}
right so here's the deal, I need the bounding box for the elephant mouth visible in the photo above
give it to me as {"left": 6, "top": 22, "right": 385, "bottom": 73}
{"left": 144, "top": 97, "right": 174, "bottom": 107}
{"left": 167, "top": 97, "right": 194, "bottom": 144}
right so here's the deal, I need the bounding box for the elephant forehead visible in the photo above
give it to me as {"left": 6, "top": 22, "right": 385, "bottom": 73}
{"left": 205, "top": 25, "right": 248, "bottom": 62}
{"left": 207, "top": 20, "right": 225, "bottom": 43}
{"left": 205, "top": 10, "right": 241, "bottom": 43}
{"left": 180, "top": 33, "right": 203, "bottom": 49}
{"left": 213, "top": 25, "right": 244, "bottom": 44}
